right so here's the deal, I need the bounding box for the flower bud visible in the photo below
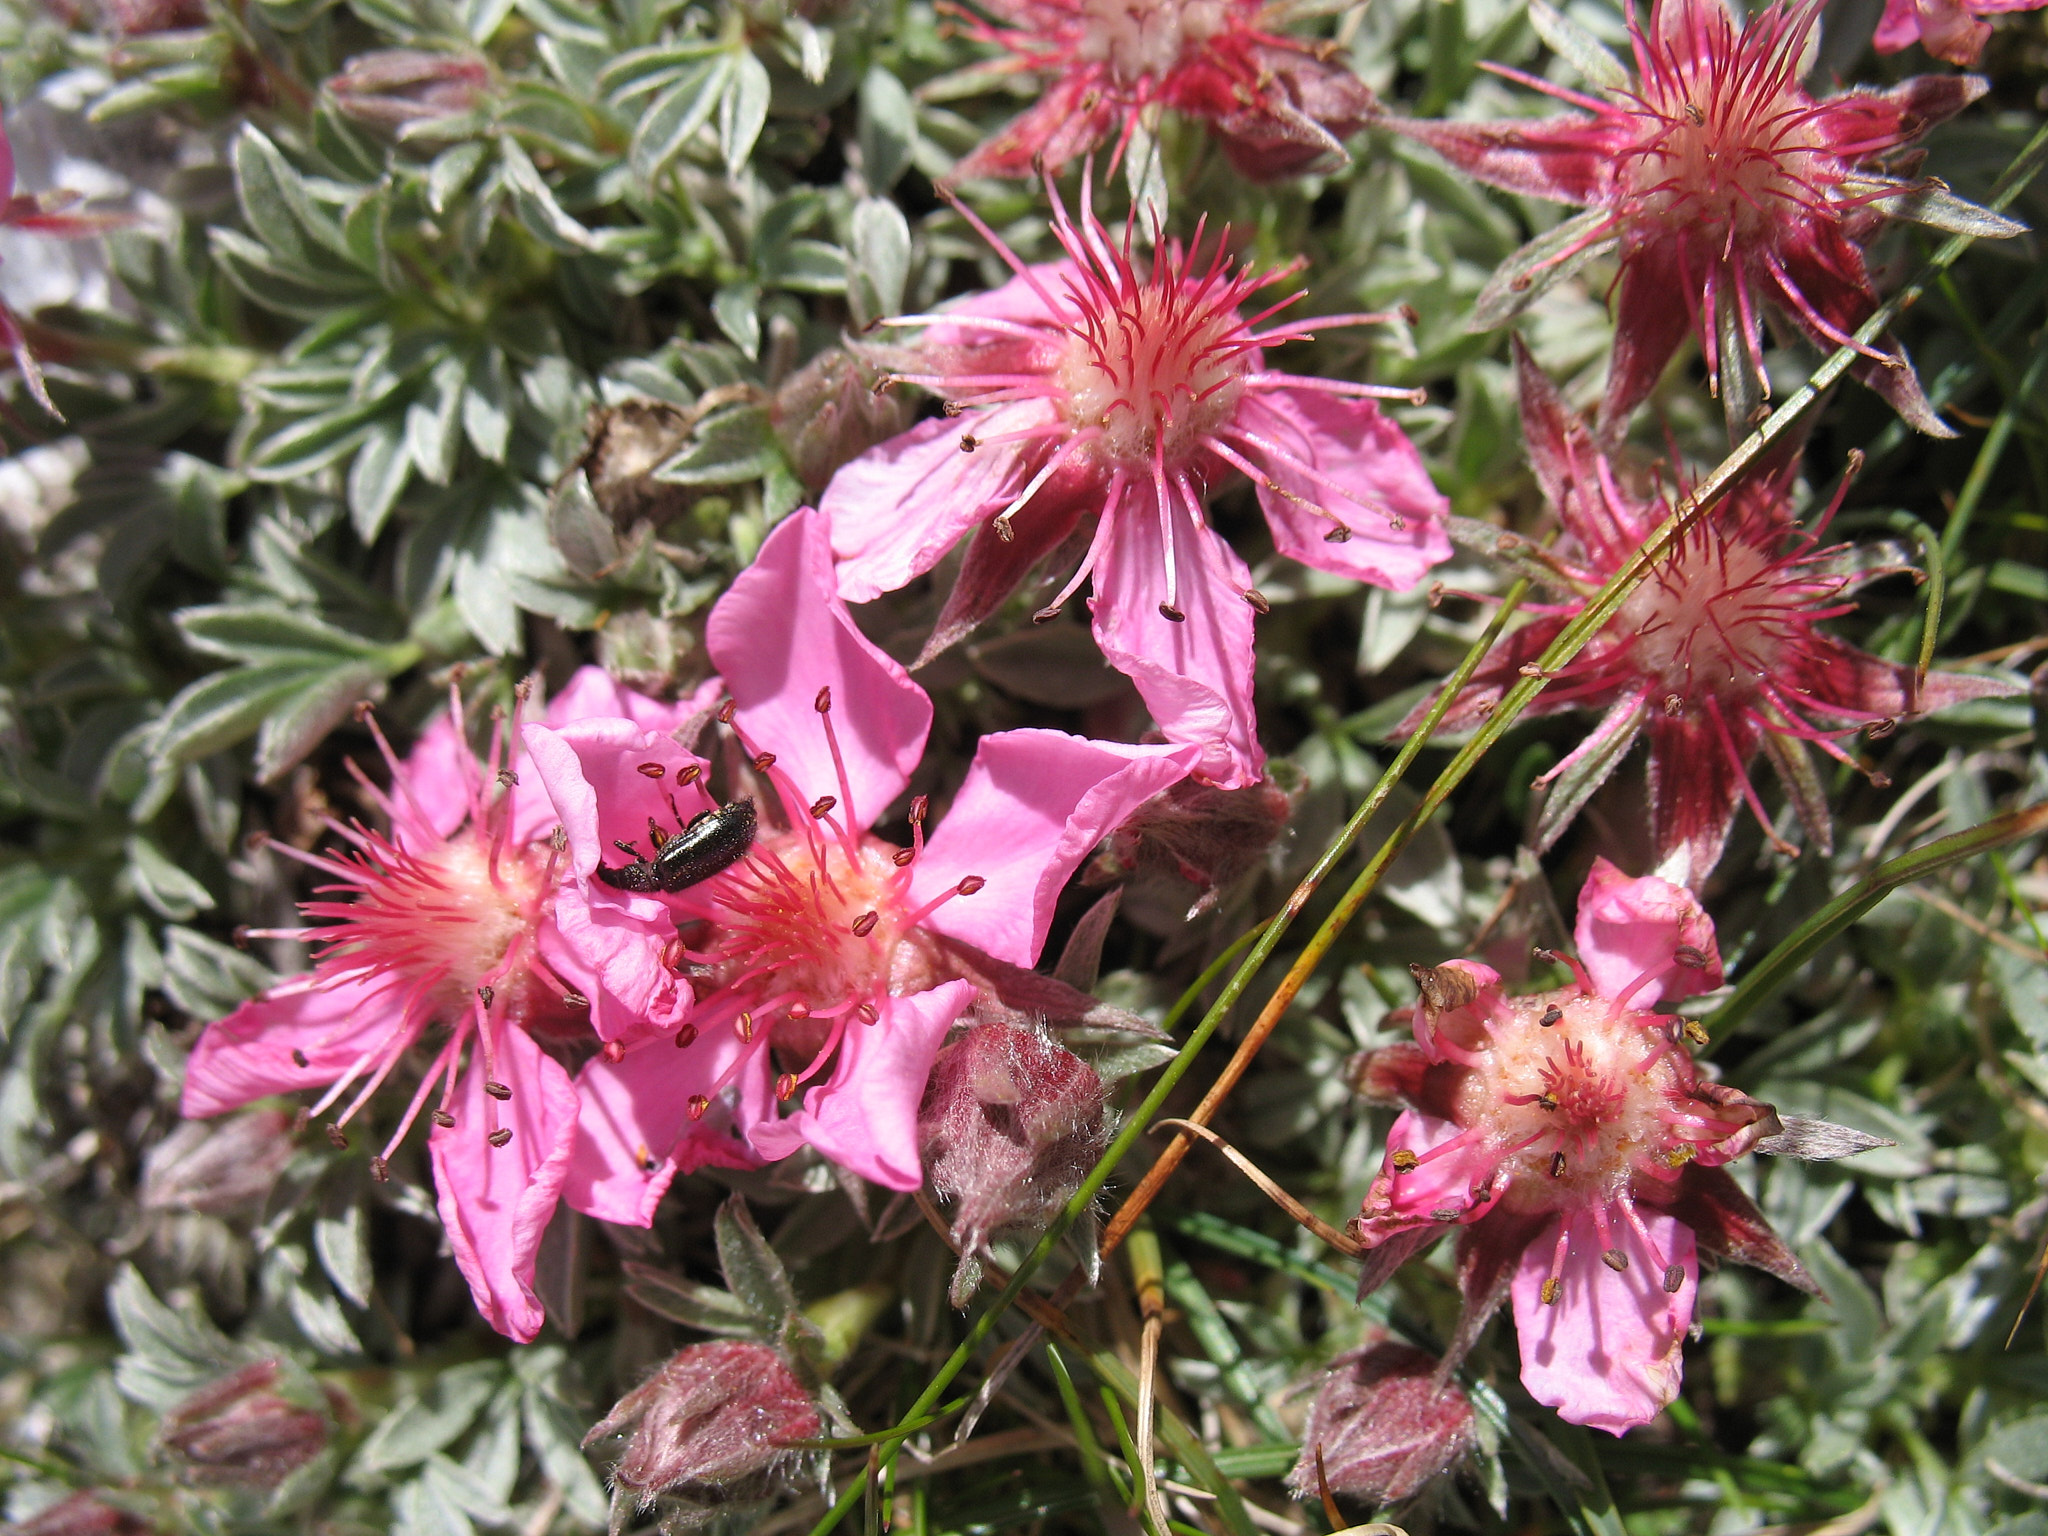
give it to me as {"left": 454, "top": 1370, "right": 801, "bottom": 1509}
{"left": 7, "top": 1494, "right": 159, "bottom": 1536}
{"left": 919, "top": 1020, "right": 1108, "bottom": 1306}
{"left": 1091, "top": 776, "right": 1296, "bottom": 917}
{"left": 582, "top": 1341, "right": 820, "bottom": 1510}
{"left": 140, "top": 1108, "right": 294, "bottom": 1216}
{"left": 158, "top": 1359, "right": 330, "bottom": 1489}
{"left": 1213, "top": 46, "right": 1375, "bottom": 182}
{"left": 769, "top": 344, "right": 912, "bottom": 495}
{"left": 326, "top": 50, "right": 489, "bottom": 134}
{"left": 99, "top": 0, "right": 207, "bottom": 34}
{"left": 1284, "top": 1342, "right": 1473, "bottom": 1506}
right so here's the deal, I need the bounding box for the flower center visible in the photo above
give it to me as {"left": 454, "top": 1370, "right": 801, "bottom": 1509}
{"left": 1622, "top": 16, "right": 1828, "bottom": 236}
{"left": 1075, "top": 0, "right": 1228, "bottom": 81}
{"left": 1056, "top": 279, "right": 1250, "bottom": 470}
{"left": 1613, "top": 530, "right": 1799, "bottom": 707}
{"left": 1456, "top": 991, "right": 1687, "bottom": 1204}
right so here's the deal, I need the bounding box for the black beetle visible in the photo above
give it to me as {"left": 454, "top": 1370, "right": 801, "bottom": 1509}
{"left": 596, "top": 799, "right": 757, "bottom": 893}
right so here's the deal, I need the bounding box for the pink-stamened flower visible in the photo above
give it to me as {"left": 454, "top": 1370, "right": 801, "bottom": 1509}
{"left": 527, "top": 508, "right": 1197, "bottom": 1193}
{"left": 1349, "top": 861, "right": 1814, "bottom": 1435}
{"left": 1876, "top": 0, "right": 2047, "bottom": 65}
{"left": 180, "top": 669, "right": 712, "bottom": 1342}
{"left": 820, "top": 183, "right": 1449, "bottom": 788}
{"left": 946, "top": 0, "right": 1373, "bottom": 182}
{"left": 1399, "top": 343, "right": 2022, "bottom": 886}
{"left": 1384, "top": 0, "right": 2018, "bottom": 438}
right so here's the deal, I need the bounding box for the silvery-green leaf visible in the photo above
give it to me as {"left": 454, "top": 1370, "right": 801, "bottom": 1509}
{"left": 630, "top": 56, "right": 730, "bottom": 186}
{"left": 1125, "top": 119, "right": 1169, "bottom": 239}
{"left": 499, "top": 137, "right": 594, "bottom": 250}
{"left": 1528, "top": 0, "right": 1630, "bottom": 89}
{"left": 461, "top": 348, "right": 511, "bottom": 462}
{"left": 713, "top": 282, "right": 762, "bottom": 357}
{"left": 1755, "top": 1116, "right": 1896, "bottom": 1161}
{"left": 1847, "top": 175, "right": 2028, "bottom": 239}
{"left": 1715, "top": 277, "right": 1767, "bottom": 439}
{"left": 720, "top": 50, "right": 772, "bottom": 176}
{"left": 123, "top": 835, "right": 215, "bottom": 922}
{"left": 859, "top": 65, "right": 917, "bottom": 192}
{"left": 348, "top": 419, "right": 411, "bottom": 541}
{"left": 715, "top": 1195, "right": 801, "bottom": 1329}
{"left": 406, "top": 355, "right": 467, "bottom": 485}
{"left": 427, "top": 141, "right": 488, "bottom": 216}
{"left": 850, "top": 196, "right": 910, "bottom": 326}
{"left": 348, "top": 1362, "right": 504, "bottom": 1479}
{"left": 1530, "top": 688, "right": 1646, "bottom": 853}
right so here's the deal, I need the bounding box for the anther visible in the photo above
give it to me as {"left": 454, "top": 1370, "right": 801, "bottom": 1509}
{"left": 909, "top": 795, "right": 929, "bottom": 825}
{"left": 1550, "top": 1150, "right": 1566, "bottom": 1178}
{"left": 1682, "top": 1019, "right": 1710, "bottom": 1047}
{"left": 369, "top": 1156, "right": 389, "bottom": 1183}
{"left": 956, "top": 876, "right": 985, "bottom": 895}
{"left": 1397, "top": 303, "right": 1420, "bottom": 325}
{"left": 551, "top": 825, "right": 568, "bottom": 851}
{"left": 488, "top": 1128, "right": 513, "bottom": 1148}
{"left": 1158, "top": 603, "right": 1185, "bottom": 622}
{"left": 752, "top": 752, "right": 776, "bottom": 771}
{"left": 674, "top": 1023, "right": 699, "bottom": 1048}
{"left": 1431, "top": 1207, "right": 1463, "bottom": 1222}
{"left": 1032, "top": 604, "right": 1063, "bottom": 624}
{"left": 292, "top": 1108, "right": 310, "bottom": 1135}
{"left": 246, "top": 831, "right": 271, "bottom": 852}
{"left": 662, "top": 935, "right": 688, "bottom": 974}
{"left": 432, "top": 1110, "right": 456, "bottom": 1129}
{"left": 892, "top": 848, "right": 915, "bottom": 867}
{"left": 1537, "top": 1093, "right": 1559, "bottom": 1113}
{"left": 1390, "top": 1148, "right": 1418, "bottom": 1172}
{"left": 1243, "top": 589, "right": 1271, "bottom": 614}
{"left": 776, "top": 1073, "right": 798, "bottom": 1102}
{"left": 958, "top": 434, "right": 978, "bottom": 452}
{"left": 851, "top": 911, "right": 880, "bottom": 938}
{"left": 1663, "top": 692, "right": 1686, "bottom": 717}
{"left": 1540, "top": 1277, "right": 1562, "bottom": 1306}
{"left": 353, "top": 699, "right": 376, "bottom": 722}
{"left": 810, "top": 795, "right": 838, "bottom": 818}
{"left": 718, "top": 700, "right": 737, "bottom": 724}
{"left": 637, "top": 762, "right": 665, "bottom": 779}
{"left": 602, "top": 1040, "right": 625, "bottom": 1063}
{"left": 1683, "top": 101, "right": 1705, "bottom": 124}
{"left": 1867, "top": 717, "right": 1898, "bottom": 739}
{"left": 993, "top": 513, "right": 1016, "bottom": 544}
{"left": 815, "top": 686, "right": 832, "bottom": 713}
{"left": 477, "top": 984, "right": 494, "bottom": 1007}
{"left": 325, "top": 1124, "right": 349, "bottom": 1149}
{"left": 563, "top": 990, "right": 589, "bottom": 1008}
{"left": 787, "top": 1000, "right": 811, "bottom": 1020}
{"left": 484, "top": 1081, "right": 512, "bottom": 1101}
{"left": 736, "top": 1012, "right": 755, "bottom": 1042}
{"left": 857, "top": 1002, "right": 879, "bottom": 1024}
{"left": 1539, "top": 1006, "right": 1562, "bottom": 1027}
{"left": 1663, "top": 1265, "right": 1685, "bottom": 1293}
{"left": 497, "top": 768, "right": 519, "bottom": 787}
{"left": 679, "top": 763, "right": 703, "bottom": 785}
{"left": 233, "top": 925, "right": 252, "bottom": 948}
{"left": 291, "top": 1048, "right": 310, "bottom": 1068}
{"left": 1322, "top": 525, "right": 1353, "bottom": 544}
{"left": 1663, "top": 1144, "right": 1696, "bottom": 1168}
{"left": 687, "top": 1094, "right": 710, "bottom": 1121}
{"left": 1673, "top": 944, "right": 1711, "bottom": 969}
{"left": 1602, "top": 1249, "right": 1629, "bottom": 1272}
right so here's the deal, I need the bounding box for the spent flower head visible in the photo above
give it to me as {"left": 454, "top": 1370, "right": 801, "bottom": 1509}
{"left": 1385, "top": 0, "right": 2018, "bottom": 438}
{"left": 1284, "top": 1341, "right": 1475, "bottom": 1507}
{"left": 527, "top": 509, "right": 1195, "bottom": 1195}
{"left": 1399, "top": 343, "right": 2021, "bottom": 886}
{"left": 1350, "top": 860, "right": 1813, "bottom": 1433}
{"left": 1875, "top": 0, "right": 2048, "bottom": 65}
{"left": 158, "top": 1360, "right": 331, "bottom": 1490}
{"left": 821, "top": 177, "right": 1448, "bottom": 786}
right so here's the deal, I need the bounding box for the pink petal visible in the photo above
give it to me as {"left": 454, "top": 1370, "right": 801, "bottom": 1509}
{"left": 544, "top": 664, "right": 706, "bottom": 734}
{"left": 181, "top": 970, "right": 405, "bottom": 1118}
{"left": 1354, "top": 1110, "right": 1503, "bottom": 1246}
{"left": 430, "top": 1029, "right": 581, "bottom": 1342}
{"left": 1573, "top": 857, "right": 1723, "bottom": 1005}
{"left": 1646, "top": 710, "right": 1750, "bottom": 891}
{"left": 1872, "top": 0, "right": 1926, "bottom": 48}
{"left": 1237, "top": 390, "right": 1450, "bottom": 591}
{"left": 1600, "top": 242, "right": 1696, "bottom": 435}
{"left": 822, "top": 403, "right": 1052, "bottom": 603}
{"left": 953, "top": 73, "right": 1121, "bottom": 179}
{"left": 1091, "top": 501, "right": 1264, "bottom": 789}
{"left": 707, "top": 508, "right": 933, "bottom": 828}
{"left": 747, "top": 979, "right": 977, "bottom": 1190}
{"left": 910, "top": 729, "right": 1198, "bottom": 967}
{"left": 562, "top": 1032, "right": 758, "bottom": 1227}
{"left": 1511, "top": 1205, "right": 1695, "bottom": 1435}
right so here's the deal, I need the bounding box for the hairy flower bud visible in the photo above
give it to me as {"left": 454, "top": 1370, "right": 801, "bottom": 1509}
{"left": 1090, "top": 775, "right": 1295, "bottom": 916}
{"left": 158, "top": 1360, "right": 330, "bottom": 1488}
{"left": 769, "top": 345, "right": 912, "bottom": 495}
{"left": 583, "top": 1341, "right": 820, "bottom": 1514}
{"left": 1284, "top": 1342, "right": 1474, "bottom": 1506}
{"left": 326, "top": 50, "right": 489, "bottom": 134}
{"left": 7, "top": 1494, "right": 159, "bottom": 1536}
{"left": 920, "top": 1020, "right": 1108, "bottom": 1305}
{"left": 140, "top": 1109, "right": 295, "bottom": 1216}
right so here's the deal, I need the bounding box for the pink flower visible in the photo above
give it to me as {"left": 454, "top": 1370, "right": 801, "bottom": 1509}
{"left": 819, "top": 184, "right": 1449, "bottom": 788}
{"left": 1349, "top": 861, "right": 1812, "bottom": 1435}
{"left": 526, "top": 508, "right": 1197, "bottom": 1193}
{"left": 180, "top": 669, "right": 709, "bottom": 1342}
{"left": 1399, "top": 343, "right": 2022, "bottom": 886}
{"left": 947, "top": 0, "right": 1373, "bottom": 182}
{"left": 1875, "top": 0, "right": 2047, "bottom": 64}
{"left": 1384, "top": 0, "right": 2015, "bottom": 438}
{"left": 0, "top": 123, "right": 133, "bottom": 416}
